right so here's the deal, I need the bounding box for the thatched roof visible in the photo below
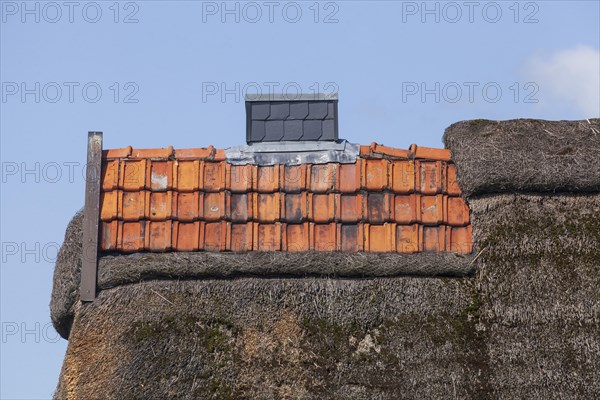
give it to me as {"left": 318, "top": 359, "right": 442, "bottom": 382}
{"left": 52, "top": 119, "right": 600, "bottom": 399}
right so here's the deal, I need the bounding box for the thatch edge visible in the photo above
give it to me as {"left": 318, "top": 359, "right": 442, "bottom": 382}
{"left": 50, "top": 210, "right": 83, "bottom": 339}
{"left": 98, "top": 251, "right": 474, "bottom": 290}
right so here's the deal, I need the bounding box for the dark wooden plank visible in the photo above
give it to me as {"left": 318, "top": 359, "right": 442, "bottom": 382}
{"left": 80, "top": 132, "right": 103, "bottom": 301}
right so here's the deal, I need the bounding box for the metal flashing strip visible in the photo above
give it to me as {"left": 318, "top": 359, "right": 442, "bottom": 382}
{"left": 245, "top": 92, "right": 338, "bottom": 102}
{"left": 225, "top": 140, "right": 360, "bottom": 165}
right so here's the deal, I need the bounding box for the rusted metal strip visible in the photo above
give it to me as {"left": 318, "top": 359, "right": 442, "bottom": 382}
{"left": 80, "top": 132, "right": 103, "bottom": 301}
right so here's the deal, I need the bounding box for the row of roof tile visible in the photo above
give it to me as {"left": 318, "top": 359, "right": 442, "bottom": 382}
{"left": 100, "top": 191, "right": 469, "bottom": 226}
{"left": 100, "top": 221, "right": 472, "bottom": 254}
{"left": 102, "top": 159, "right": 461, "bottom": 195}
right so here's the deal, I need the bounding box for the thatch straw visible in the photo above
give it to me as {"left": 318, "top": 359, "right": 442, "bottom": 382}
{"left": 470, "top": 193, "right": 600, "bottom": 399}
{"left": 97, "top": 251, "right": 474, "bottom": 290}
{"left": 50, "top": 210, "right": 83, "bottom": 339}
{"left": 55, "top": 277, "right": 482, "bottom": 399}
{"left": 444, "top": 118, "right": 600, "bottom": 196}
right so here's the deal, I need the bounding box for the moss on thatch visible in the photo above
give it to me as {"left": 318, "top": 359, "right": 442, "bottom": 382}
{"left": 443, "top": 118, "right": 600, "bottom": 196}
{"left": 55, "top": 277, "right": 487, "bottom": 399}
{"left": 470, "top": 193, "right": 600, "bottom": 399}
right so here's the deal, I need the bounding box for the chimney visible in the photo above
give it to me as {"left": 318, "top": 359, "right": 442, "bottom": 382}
{"left": 245, "top": 93, "right": 338, "bottom": 144}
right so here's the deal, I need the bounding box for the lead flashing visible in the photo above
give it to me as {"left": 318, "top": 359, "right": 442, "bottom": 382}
{"left": 225, "top": 140, "right": 359, "bottom": 165}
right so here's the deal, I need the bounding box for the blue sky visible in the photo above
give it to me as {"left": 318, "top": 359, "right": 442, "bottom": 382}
{"left": 1, "top": 0, "right": 599, "bottom": 398}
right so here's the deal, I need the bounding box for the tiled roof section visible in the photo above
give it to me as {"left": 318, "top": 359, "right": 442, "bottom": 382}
{"left": 99, "top": 143, "right": 472, "bottom": 254}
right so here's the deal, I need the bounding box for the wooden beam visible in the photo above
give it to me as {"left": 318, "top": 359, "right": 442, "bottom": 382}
{"left": 80, "top": 132, "right": 103, "bottom": 301}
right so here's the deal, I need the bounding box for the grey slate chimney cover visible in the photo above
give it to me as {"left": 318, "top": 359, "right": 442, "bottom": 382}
{"left": 245, "top": 93, "right": 338, "bottom": 144}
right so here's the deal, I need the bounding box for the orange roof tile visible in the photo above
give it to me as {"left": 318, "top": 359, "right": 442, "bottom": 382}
{"left": 229, "top": 223, "right": 253, "bottom": 252}
{"left": 230, "top": 193, "right": 253, "bottom": 223}
{"left": 338, "top": 161, "right": 361, "bottom": 193}
{"left": 130, "top": 147, "right": 174, "bottom": 159}
{"left": 101, "top": 161, "right": 120, "bottom": 191}
{"left": 97, "top": 143, "right": 471, "bottom": 254}
{"left": 282, "top": 193, "right": 307, "bottom": 223}
{"left": 362, "top": 159, "right": 388, "bottom": 191}
{"left": 393, "top": 194, "right": 418, "bottom": 225}
{"left": 282, "top": 164, "right": 307, "bottom": 193}
{"left": 103, "top": 146, "right": 132, "bottom": 159}
{"left": 397, "top": 224, "right": 419, "bottom": 253}
{"left": 390, "top": 160, "right": 415, "bottom": 193}
{"left": 283, "top": 223, "right": 310, "bottom": 252}
{"left": 147, "top": 161, "right": 173, "bottom": 192}
{"left": 173, "top": 221, "right": 200, "bottom": 251}
{"left": 256, "top": 165, "right": 280, "bottom": 193}
{"left": 339, "top": 224, "right": 364, "bottom": 252}
{"left": 311, "top": 223, "right": 337, "bottom": 251}
{"left": 417, "top": 161, "right": 443, "bottom": 195}
{"left": 309, "top": 164, "right": 336, "bottom": 193}
{"left": 174, "top": 192, "right": 199, "bottom": 222}
{"left": 227, "top": 164, "right": 254, "bottom": 193}
{"left": 409, "top": 144, "right": 452, "bottom": 161}
{"left": 365, "top": 142, "right": 411, "bottom": 159}
{"left": 174, "top": 147, "right": 214, "bottom": 160}
{"left": 337, "top": 194, "right": 363, "bottom": 223}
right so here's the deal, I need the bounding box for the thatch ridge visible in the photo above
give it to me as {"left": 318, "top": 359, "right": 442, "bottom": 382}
{"left": 443, "top": 118, "right": 600, "bottom": 196}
